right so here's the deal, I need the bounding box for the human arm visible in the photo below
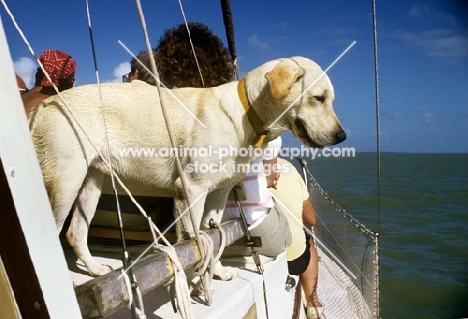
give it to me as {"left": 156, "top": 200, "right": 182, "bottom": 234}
{"left": 262, "top": 136, "right": 282, "bottom": 189}
{"left": 264, "top": 157, "right": 280, "bottom": 189}
{"left": 302, "top": 197, "right": 316, "bottom": 228}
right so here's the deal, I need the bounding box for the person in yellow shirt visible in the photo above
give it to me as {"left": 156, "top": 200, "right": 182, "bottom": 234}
{"left": 270, "top": 157, "right": 323, "bottom": 319}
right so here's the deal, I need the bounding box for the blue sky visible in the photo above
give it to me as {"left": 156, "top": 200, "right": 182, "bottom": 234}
{"left": 1, "top": 0, "right": 467, "bottom": 153}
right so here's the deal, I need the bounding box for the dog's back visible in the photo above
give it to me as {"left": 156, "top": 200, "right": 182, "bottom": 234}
{"left": 28, "top": 80, "right": 250, "bottom": 214}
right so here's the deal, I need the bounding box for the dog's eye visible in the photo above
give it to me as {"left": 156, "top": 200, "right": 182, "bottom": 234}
{"left": 314, "top": 95, "right": 326, "bottom": 103}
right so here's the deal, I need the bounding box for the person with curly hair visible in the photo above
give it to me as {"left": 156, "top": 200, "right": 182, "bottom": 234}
{"left": 155, "top": 22, "right": 234, "bottom": 88}
{"left": 124, "top": 22, "right": 235, "bottom": 88}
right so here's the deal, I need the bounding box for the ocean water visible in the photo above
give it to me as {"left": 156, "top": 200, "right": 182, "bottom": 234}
{"left": 304, "top": 152, "right": 468, "bottom": 319}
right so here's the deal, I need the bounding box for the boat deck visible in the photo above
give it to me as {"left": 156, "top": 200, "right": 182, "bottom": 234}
{"left": 66, "top": 244, "right": 363, "bottom": 319}
{"left": 316, "top": 247, "right": 363, "bottom": 319}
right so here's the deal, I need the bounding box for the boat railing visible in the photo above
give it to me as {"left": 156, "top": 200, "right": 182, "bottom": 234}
{"left": 307, "top": 171, "right": 380, "bottom": 319}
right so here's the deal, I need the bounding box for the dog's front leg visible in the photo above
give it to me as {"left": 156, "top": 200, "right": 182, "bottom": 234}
{"left": 173, "top": 177, "right": 209, "bottom": 240}
{"left": 173, "top": 177, "right": 220, "bottom": 303}
{"left": 66, "top": 169, "right": 111, "bottom": 276}
{"left": 203, "top": 188, "right": 230, "bottom": 228}
{"left": 204, "top": 189, "right": 238, "bottom": 281}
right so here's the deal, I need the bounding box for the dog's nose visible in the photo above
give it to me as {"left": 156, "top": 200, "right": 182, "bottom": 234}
{"left": 335, "top": 129, "right": 347, "bottom": 143}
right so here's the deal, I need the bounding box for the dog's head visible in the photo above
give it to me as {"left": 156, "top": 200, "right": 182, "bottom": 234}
{"left": 249, "top": 56, "right": 346, "bottom": 148}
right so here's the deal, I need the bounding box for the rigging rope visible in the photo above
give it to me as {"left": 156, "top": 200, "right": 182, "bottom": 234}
{"left": 122, "top": 269, "right": 147, "bottom": 319}
{"left": 84, "top": 1, "right": 145, "bottom": 318}
{"left": 84, "top": 0, "right": 125, "bottom": 254}
{"left": 2, "top": 0, "right": 195, "bottom": 316}
{"left": 1, "top": 0, "right": 68, "bottom": 107}
{"left": 6, "top": 0, "right": 243, "bottom": 313}
{"left": 210, "top": 220, "right": 227, "bottom": 262}
{"left": 148, "top": 217, "right": 193, "bottom": 319}
{"left": 4, "top": 0, "right": 197, "bottom": 302}
{"left": 371, "top": 0, "right": 382, "bottom": 317}
{"left": 1, "top": 2, "right": 135, "bottom": 207}
{"left": 1, "top": 0, "right": 165, "bottom": 242}
{"left": 133, "top": 0, "right": 214, "bottom": 307}
{"left": 177, "top": 0, "right": 205, "bottom": 87}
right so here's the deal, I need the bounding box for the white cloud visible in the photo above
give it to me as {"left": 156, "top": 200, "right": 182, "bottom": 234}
{"left": 13, "top": 57, "right": 37, "bottom": 89}
{"left": 109, "top": 62, "right": 131, "bottom": 83}
{"left": 393, "top": 29, "right": 468, "bottom": 58}
{"left": 419, "top": 104, "right": 435, "bottom": 124}
{"left": 383, "top": 109, "right": 406, "bottom": 121}
{"left": 248, "top": 34, "right": 270, "bottom": 51}
{"left": 272, "top": 22, "right": 288, "bottom": 31}
{"left": 408, "top": 4, "right": 458, "bottom": 26}
{"left": 408, "top": 4, "right": 430, "bottom": 19}
{"left": 402, "top": 4, "right": 467, "bottom": 58}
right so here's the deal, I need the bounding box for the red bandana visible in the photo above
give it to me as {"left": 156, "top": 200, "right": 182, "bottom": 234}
{"left": 39, "top": 50, "right": 77, "bottom": 87}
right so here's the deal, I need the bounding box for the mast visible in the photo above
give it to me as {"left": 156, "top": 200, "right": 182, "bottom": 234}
{"left": 220, "top": 0, "right": 240, "bottom": 80}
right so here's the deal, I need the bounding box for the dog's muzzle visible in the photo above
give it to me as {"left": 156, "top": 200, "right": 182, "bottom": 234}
{"left": 335, "top": 129, "right": 347, "bottom": 144}
{"left": 295, "top": 119, "right": 346, "bottom": 147}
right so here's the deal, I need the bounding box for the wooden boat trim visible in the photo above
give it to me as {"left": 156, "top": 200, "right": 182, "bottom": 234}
{"left": 75, "top": 219, "right": 245, "bottom": 318}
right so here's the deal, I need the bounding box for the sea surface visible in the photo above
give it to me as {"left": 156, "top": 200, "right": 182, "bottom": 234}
{"left": 304, "top": 152, "right": 468, "bottom": 319}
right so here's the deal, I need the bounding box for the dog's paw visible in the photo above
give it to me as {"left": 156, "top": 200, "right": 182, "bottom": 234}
{"left": 189, "top": 276, "right": 204, "bottom": 297}
{"left": 213, "top": 261, "right": 237, "bottom": 281}
{"left": 88, "top": 264, "right": 113, "bottom": 277}
{"left": 188, "top": 276, "right": 215, "bottom": 297}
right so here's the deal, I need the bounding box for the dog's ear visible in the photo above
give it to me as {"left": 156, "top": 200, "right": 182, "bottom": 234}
{"left": 265, "top": 62, "right": 304, "bottom": 99}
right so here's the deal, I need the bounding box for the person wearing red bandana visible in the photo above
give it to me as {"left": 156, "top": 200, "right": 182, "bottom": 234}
{"left": 22, "top": 49, "right": 76, "bottom": 116}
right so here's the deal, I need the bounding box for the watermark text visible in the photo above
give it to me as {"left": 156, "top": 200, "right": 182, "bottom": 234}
{"left": 118, "top": 145, "right": 355, "bottom": 161}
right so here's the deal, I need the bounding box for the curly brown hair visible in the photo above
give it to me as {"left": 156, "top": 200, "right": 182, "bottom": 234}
{"left": 155, "top": 22, "right": 234, "bottom": 88}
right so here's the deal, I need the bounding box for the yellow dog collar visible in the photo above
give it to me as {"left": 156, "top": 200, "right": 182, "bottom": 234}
{"left": 237, "top": 78, "right": 267, "bottom": 147}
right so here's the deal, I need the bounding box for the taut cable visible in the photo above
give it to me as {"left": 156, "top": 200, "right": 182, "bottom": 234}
{"left": 178, "top": 0, "right": 205, "bottom": 87}
{"left": 85, "top": 1, "right": 144, "bottom": 318}
{"left": 371, "top": 0, "right": 382, "bottom": 317}
{"left": 133, "top": 0, "right": 212, "bottom": 308}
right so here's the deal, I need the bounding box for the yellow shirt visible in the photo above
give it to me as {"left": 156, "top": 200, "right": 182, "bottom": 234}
{"left": 270, "top": 158, "right": 309, "bottom": 261}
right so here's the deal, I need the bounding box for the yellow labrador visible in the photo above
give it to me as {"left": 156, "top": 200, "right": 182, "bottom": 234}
{"left": 29, "top": 57, "right": 346, "bottom": 276}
